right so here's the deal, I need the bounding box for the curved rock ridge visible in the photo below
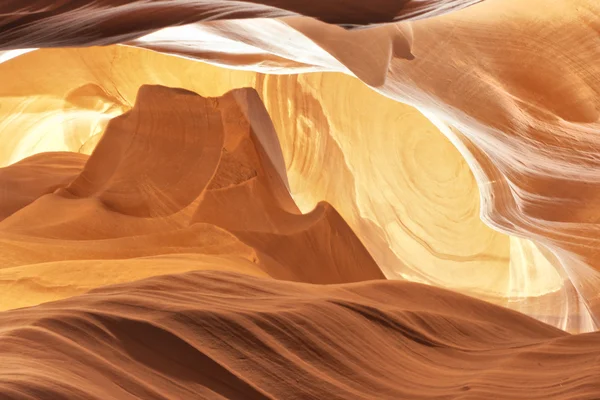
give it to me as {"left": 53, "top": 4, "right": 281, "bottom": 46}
{"left": 127, "top": 0, "right": 600, "bottom": 332}
{"left": 0, "top": 0, "right": 599, "bottom": 397}
{"left": 0, "top": 0, "right": 598, "bottom": 332}
{"left": 0, "top": 43, "right": 592, "bottom": 333}
{"left": 0, "top": 84, "right": 384, "bottom": 311}
{"left": 0, "top": 0, "right": 481, "bottom": 49}
{"left": 1, "top": 269, "right": 599, "bottom": 400}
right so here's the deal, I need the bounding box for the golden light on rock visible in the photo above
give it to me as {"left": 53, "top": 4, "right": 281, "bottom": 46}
{"left": 0, "top": 0, "right": 599, "bottom": 398}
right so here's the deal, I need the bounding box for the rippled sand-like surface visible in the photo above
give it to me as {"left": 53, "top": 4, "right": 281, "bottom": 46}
{"left": 4, "top": 270, "right": 600, "bottom": 400}
{"left": 0, "top": 0, "right": 599, "bottom": 398}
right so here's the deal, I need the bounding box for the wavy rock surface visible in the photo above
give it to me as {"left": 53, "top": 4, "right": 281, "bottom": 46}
{"left": 3, "top": 270, "right": 600, "bottom": 400}
{"left": 0, "top": 0, "right": 599, "bottom": 398}
{"left": 0, "top": 42, "right": 592, "bottom": 332}
{"left": 0, "top": 85, "right": 384, "bottom": 311}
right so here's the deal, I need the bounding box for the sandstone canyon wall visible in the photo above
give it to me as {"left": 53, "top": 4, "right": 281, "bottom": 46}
{"left": 0, "top": 0, "right": 599, "bottom": 399}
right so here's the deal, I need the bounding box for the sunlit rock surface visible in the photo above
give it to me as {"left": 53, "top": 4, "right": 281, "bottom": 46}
{"left": 0, "top": 0, "right": 599, "bottom": 398}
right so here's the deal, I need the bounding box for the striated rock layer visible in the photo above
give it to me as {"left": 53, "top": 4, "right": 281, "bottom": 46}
{"left": 0, "top": 85, "right": 384, "bottom": 311}
{"left": 2, "top": 269, "right": 600, "bottom": 400}
{"left": 0, "top": 0, "right": 599, "bottom": 398}
{"left": 0, "top": 82, "right": 598, "bottom": 400}
{"left": 0, "top": 42, "right": 596, "bottom": 332}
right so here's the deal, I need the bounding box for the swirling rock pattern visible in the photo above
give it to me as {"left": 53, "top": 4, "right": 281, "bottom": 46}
{"left": 0, "top": 45, "right": 588, "bottom": 331}
{"left": 0, "top": 0, "right": 599, "bottom": 398}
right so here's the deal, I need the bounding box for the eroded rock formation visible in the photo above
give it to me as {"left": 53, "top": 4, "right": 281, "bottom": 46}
{"left": 0, "top": 0, "right": 599, "bottom": 398}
